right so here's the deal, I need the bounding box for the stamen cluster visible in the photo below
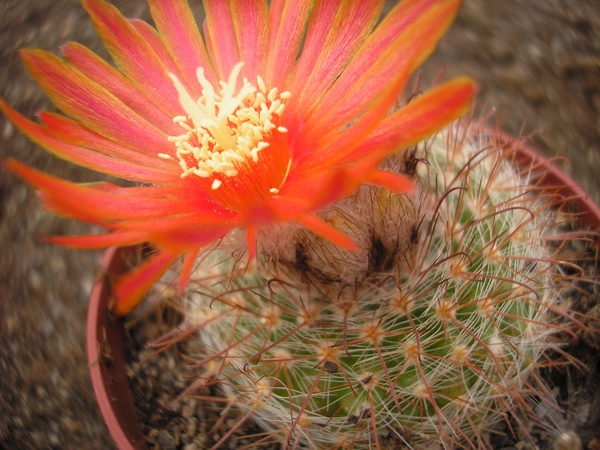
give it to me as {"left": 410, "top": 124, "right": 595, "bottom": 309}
{"left": 163, "top": 63, "right": 290, "bottom": 190}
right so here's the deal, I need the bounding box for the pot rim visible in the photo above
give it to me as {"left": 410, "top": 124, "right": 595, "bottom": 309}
{"left": 87, "top": 246, "right": 148, "bottom": 450}
{"left": 502, "top": 131, "right": 600, "bottom": 230}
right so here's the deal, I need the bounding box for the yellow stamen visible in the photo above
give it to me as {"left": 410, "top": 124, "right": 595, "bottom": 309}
{"left": 166, "top": 63, "right": 290, "bottom": 190}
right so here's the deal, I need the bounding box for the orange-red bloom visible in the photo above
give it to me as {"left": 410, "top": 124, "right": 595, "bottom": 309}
{"left": 3, "top": 0, "right": 474, "bottom": 315}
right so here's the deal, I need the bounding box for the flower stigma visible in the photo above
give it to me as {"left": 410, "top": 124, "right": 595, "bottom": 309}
{"left": 163, "top": 62, "right": 291, "bottom": 192}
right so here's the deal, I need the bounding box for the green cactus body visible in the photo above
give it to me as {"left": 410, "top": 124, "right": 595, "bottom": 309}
{"left": 184, "top": 125, "right": 562, "bottom": 449}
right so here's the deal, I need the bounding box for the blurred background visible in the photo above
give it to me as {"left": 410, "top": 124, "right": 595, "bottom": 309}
{"left": 1, "top": 0, "right": 598, "bottom": 448}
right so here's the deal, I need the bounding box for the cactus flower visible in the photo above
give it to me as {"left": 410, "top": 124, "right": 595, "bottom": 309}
{"left": 3, "top": 0, "right": 474, "bottom": 315}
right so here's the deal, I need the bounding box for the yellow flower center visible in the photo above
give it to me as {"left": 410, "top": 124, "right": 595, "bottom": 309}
{"left": 162, "top": 63, "right": 291, "bottom": 192}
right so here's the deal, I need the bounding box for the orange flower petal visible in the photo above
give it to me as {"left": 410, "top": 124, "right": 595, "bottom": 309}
{"left": 203, "top": 0, "right": 240, "bottom": 82}
{"left": 39, "top": 112, "right": 178, "bottom": 171}
{"left": 351, "top": 77, "right": 476, "bottom": 162}
{"left": 230, "top": 0, "right": 269, "bottom": 81}
{"left": 293, "top": 63, "right": 410, "bottom": 171}
{"left": 364, "top": 170, "right": 414, "bottom": 193}
{"left": 120, "top": 214, "right": 238, "bottom": 252}
{"left": 5, "top": 160, "right": 206, "bottom": 224}
{"left": 82, "top": 0, "right": 183, "bottom": 116}
{"left": 62, "top": 42, "right": 179, "bottom": 134}
{"left": 48, "top": 231, "right": 147, "bottom": 249}
{"left": 178, "top": 249, "right": 200, "bottom": 294}
{"left": 147, "top": 0, "right": 214, "bottom": 95}
{"left": 129, "top": 19, "right": 194, "bottom": 95}
{"left": 296, "top": 214, "right": 357, "bottom": 250}
{"left": 288, "top": 0, "right": 383, "bottom": 130}
{"left": 113, "top": 249, "right": 179, "bottom": 316}
{"left": 266, "top": 0, "right": 312, "bottom": 87}
{"left": 21, "top": 50, "right": 173, "bottom": 155}
{"left": 1, "top": 104, "right": 177, "bottom": 183}
{"left": 299, "top": 0, "right": 462, "bottom": 146}
{"left": 246, "top": 226, "right": 257, "bottom": 261}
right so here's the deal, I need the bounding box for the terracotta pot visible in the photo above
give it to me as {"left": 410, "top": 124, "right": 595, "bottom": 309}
{"left": 86, "top": 141, "right": 600, "bottom": 449}
{"left": 87, "top": 246, "right": 148, "bottom": 450}
{"left": 505, "top": 134, "right": 600, "bottom": 230}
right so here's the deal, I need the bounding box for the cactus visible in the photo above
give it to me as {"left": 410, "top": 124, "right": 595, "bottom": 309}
{"left": 177, "top": 121, "right": 573, "bottom": 449}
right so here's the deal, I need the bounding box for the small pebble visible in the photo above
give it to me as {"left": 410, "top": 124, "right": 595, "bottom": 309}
{"left": 156, "top": 430, "right": 176, "bottom": 450}
{"left": 187, "top": 417, "right": 198, "bottom": 437}
{"left": 195, "top": 433, "right": 207, "bottom": 448}
{"left": 182, "top": 405, "right": 195, "bottom": 419}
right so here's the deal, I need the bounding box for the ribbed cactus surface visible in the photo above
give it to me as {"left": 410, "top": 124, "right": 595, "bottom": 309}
{"left": 184, "top": 125, "right": 564, "bottom": 449}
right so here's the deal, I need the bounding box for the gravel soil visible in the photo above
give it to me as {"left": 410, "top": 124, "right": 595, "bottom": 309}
{"left": 1, "top": 1, "right": 599, "bottom": 448}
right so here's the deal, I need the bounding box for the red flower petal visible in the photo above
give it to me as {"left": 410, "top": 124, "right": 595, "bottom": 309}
{"left": 203, "top": 1, "right": 240, "bottom": 82}
{"left": 119, "top": 213, "right": 238, "bottom": 252}
{"left": 1, "top": 102, "right": 177, "bottom": 183}
{"left": 113, "top": 249, "right": 179, "bottom": 316}
{"left": 265, "top": 0, "right": 312, "bottom": 88}
{"left": 178, "top": 249, "right": 200, "bottom": 294}
{"left": 287, "top": 0, "right": 383, "bottom": 132}
{"left": 48, "top": 231, "right": 147, "bottom": 249}
{"left": 21, "top": 50, "right": 174, "bottom": 155}
{"left": 61, "top": 42, "right": 179, "bottom": 134}
{"left": 246, "top": 226, "right": 257, "bottom": 261}
{"left": 5, "top": 161, "right": 222, "bottom": 226}
{"left": 230, "top": 0, "right": 269, "bottom": 82}
{"left": 129, "top": 19, "right": 194, "bottom": 96}
{"left": 298, "top": 0, "right": 462, "bottom": 148}
{"left": 39, "top": 112, "right": 177, "bottom": 171}
{"left": 147, "top": 0, "right": 214, "bottom": 96}
{"left": 351, "top": 77, "right": 476, "bottom": 162}
{"left": 3, "top": 0, "right": 476, "bottom": 317}
{"left": 296, "top": 214, "right": 357, "bottom": 250}
{"left": 293, "top": 63, "right": 410, "bottom": 172}
{"left": 363, "top": 170, "right": 414, "bottom": 193}
{"left": 82, "top": 0, "right": 184, "bottom": 116}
